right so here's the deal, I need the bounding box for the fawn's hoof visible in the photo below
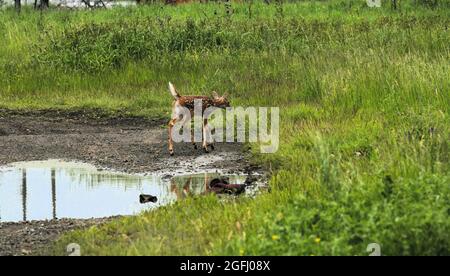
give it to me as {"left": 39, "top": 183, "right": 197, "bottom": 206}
{"left": 169, "top": 150, "right": 174, "bottom": 156}
{"left": 203, "top": 147, "right": 210, "bottom": 153}
{"left": 193, "top": 144, "right": 198, "bottom": 149}
{"left": 210, "top": 144, "right": 215, "bottom": 150}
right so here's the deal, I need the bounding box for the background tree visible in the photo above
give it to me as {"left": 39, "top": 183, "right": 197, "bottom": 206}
{"left": 15, "top": 0, "right": 21, "bottom": 13}
{"left": 420, "top": 0, "right": 439, "bottom": 8}
{"left": 41, "top": 0, "right": 49, "bottom": 9}
{"left": 392, "top": 0, "right": 398, "bottom": 10}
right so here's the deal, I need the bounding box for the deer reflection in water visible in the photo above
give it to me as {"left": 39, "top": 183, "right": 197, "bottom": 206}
{"left": 169, "top": 173, "right": 248, "bottom": 200}
{"left": 170, "top": 173, "right": 212, "bottom": 200}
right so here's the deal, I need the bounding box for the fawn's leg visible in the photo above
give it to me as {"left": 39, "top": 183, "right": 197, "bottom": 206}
{"left": 203, "top": 172, "right": 210, "bottom": 195}
{"left": 168, "top": 117, "right": 178, "bottom": 156}
{"left": 181, "top": 114, "right": 196, "bottom": 149}
{"left": 183, "top": 177, "right": 192, "bottom": 197}
{"left": 207, "top": 125, "right": 215, "bottom": 151}
{"left": 190, "top": 123, "right": 198, "bottom": 149}
{"left": 202, "top": 118, "right": 209, "bottom": 153}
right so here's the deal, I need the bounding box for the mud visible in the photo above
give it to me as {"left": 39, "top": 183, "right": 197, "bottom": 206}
{"left": 0, "top": 217, "right": 116, "bottom": 256}
{"left": 0, "top": 109, "right": 256, "bottom": 174}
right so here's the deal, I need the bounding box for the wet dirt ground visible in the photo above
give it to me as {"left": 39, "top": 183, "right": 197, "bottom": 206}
{"left": 0, "top": 109, "right": 261, "bottom": 256}
{"left": 0, "top": 217, "right": 116, "bottom": 256}
{"left": 0, "top": 109, "right": 255, "bottom": 174}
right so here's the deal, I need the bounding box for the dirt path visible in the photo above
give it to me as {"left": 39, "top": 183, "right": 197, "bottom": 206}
{"left": 0, "top": 109, "right": 260, "bottom": 256}
{"left": 0, "top": 218, "right": 116, "bottom": 256}
{"left": 0, "top": 109, "right": 254, "bottom": 174}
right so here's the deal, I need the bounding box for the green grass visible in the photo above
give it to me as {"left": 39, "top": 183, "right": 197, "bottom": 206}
{"left": 1, "top": 1, "right": 449, "bottom": 255}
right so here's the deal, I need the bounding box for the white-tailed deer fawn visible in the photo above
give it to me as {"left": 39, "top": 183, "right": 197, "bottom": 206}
{"left": 168, "top": 82, "right": 230, "bottom": 156}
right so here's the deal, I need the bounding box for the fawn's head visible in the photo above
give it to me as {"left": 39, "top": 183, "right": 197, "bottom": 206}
{"left": 212, "top": 92, "right": 230, "bottom": 108}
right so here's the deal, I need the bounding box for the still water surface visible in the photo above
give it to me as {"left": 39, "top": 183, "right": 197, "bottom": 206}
{"left": 0, "top": 160, "right": 247, "bottom": 223}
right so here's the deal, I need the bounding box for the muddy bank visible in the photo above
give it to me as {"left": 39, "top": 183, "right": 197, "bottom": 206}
{"left": 0, "top": 109, "right": 257, "bottom": 174}
{"left": 0, "top": 109, "right": 262, "bottom": 256}
{"left": 0, "top": 218, "right": 116, "bottom": 256}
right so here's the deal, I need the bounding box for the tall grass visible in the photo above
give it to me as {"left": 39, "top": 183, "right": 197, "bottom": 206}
{"left": 0, "top": 1, "right": 449, "bottom": 255}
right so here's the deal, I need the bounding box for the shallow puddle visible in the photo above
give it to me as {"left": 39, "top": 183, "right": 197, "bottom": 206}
{"left": 0, "top": 160, "right": 250, "bottom": 223}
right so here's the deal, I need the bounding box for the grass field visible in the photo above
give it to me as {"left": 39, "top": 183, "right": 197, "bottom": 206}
{"left": 1, "top": 1, "right": 449, "bottom": 255}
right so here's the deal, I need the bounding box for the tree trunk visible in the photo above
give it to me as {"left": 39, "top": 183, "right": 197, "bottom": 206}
{"left": 41, "top": 0, "right": 49, "bottom": 9}
{"left": 15, "top": 0, "right": 21, "bottom": 13}
{"left": 392, "top": 0, "right": 398, "bottom": 10}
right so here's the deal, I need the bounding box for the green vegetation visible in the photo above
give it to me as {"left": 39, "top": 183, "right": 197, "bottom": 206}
{"left": 1, "top": 1, "right": 449, "bottom": 255}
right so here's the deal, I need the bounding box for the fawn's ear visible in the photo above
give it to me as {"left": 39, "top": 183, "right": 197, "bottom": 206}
{"left": 212, "top": 91, "right": 219, "bottom": 98}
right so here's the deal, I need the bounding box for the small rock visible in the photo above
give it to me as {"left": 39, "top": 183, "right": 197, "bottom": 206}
{"left": 21, "top": 249, "right": 32, "bottom": 255}
{"left": 139, "top": 194, "right": 158, "bottom": 204}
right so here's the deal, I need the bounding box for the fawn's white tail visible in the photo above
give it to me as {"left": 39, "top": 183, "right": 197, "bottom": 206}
{"left": 168, "top": 82, "right": 180, "bottom": 99}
